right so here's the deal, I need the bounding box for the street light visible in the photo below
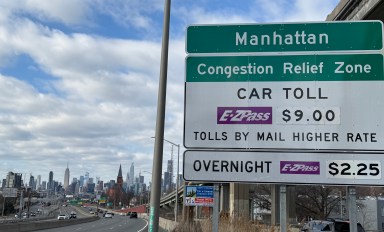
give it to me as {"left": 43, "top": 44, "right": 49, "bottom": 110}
{"left": 152, "top": 137, "right": 180, "bottom": 222}
{"left": 150, "top": 0, "right": 171, "bottom": 230}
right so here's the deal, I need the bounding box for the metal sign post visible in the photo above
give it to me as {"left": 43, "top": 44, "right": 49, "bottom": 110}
{"left": 348, "top": 186, "right": 358, "bottom": 232}
{"left": 280, "top": 185, "right": 287, "bottom": 232}
{"left": 212, "top": 184, "right": 219, "bottom": 232}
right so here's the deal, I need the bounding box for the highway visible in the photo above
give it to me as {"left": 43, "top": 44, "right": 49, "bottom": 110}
{"left": 33, "top": 213, "right": 148, "bottom": 232}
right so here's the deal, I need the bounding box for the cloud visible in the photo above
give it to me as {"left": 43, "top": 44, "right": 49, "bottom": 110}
{"left": 0, "top": 0, "right": 91, "bottom": 26}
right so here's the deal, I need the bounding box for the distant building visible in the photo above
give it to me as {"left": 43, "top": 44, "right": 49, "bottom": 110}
{"left": 48, "top": 171, "right": 54, "bottom": 195}
{"left": 129, "top": 163, "right": 134, "bottom": 188}
{"left": 167, "top": 159, "right": 174, "bottom": 190}
{"left": 29, "top": 174, "right": 35, "bottom": 190}
{"left": 87, "top": 182, "right": 95, "bottom": 194}
{"left": 5, "top": 172, "right": 22, "bottom": 188}
{"left": 106, "top": 165, "right": 126, "bottom": 206}
{"left": 117, "top": 164, "right": 123, "bottom": 189}
{"left": 64, "top": 162, "right": 70, "bottom": 190}
{"left": 163, "top": 171, "right": 171, "bottom": 193}
{"left": 36, "top": 175, "right": 41, "bottom": 190}
{"left": 41, "top": 181, "right": 47, "bottom": 190}
{"left": 84, "top": 172, "right": 89, "bottom": 186}
{"left": 79, "top": 176, "right": 84, "bottom": 187}
{"left": 74, "top": 181, "right": 80, "bottom": 195}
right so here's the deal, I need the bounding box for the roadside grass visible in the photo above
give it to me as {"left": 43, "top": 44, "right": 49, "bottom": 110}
{"left": 172, "top": 215, "right": 297, "bottom": 232}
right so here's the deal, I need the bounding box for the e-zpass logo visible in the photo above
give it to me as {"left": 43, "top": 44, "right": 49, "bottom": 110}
{"left": 280, "top": 161, "right": 320, "bottom": 175}
{"left": 217, "top": 107, "right": 272, "bottom": 124}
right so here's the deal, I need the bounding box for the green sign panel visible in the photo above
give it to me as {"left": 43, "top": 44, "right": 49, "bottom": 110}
{"left": 186, "top": 21, "right": 383, "bottom": 53}
{"left": 186, "top": 54, "right": 384, "bottom": 82}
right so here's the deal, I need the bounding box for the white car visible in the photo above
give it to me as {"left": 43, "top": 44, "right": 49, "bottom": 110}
{"left": 104, "top": 212, "right": 113, "bottom": 218}
{"left": 57, "top": 214, "right": 68, "bottom": 220}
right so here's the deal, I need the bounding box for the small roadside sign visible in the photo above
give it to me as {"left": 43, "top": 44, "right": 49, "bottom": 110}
{"left": 184, "top": 185, "right": 214, "bottom": 207}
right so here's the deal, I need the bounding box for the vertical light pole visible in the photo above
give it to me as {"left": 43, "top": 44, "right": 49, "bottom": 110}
{"left": 163, "top": 139, "right": 180, "bottom": 222}
{"left": 150, "top": 0, "right": 171, "bottom": 231}
{"left": 152, "top": 137, "right": 180, "bottom": 222}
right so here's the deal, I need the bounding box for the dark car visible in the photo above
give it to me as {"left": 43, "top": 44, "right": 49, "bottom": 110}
{"left": 301, "top": 219, "right": 365, "bottom": 232}
{"left": 69, "top": 212, "right": 77, "bottom": 219}
{"left": 130, "top": 212, "right": 138, "bottom": 218}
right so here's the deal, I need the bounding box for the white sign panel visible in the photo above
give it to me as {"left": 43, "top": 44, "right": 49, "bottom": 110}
{"left": 183, "top": 150, "right": 384, "bottom": 185}
{"left": 184, "top": 54, "right": 384, "bottom": 151}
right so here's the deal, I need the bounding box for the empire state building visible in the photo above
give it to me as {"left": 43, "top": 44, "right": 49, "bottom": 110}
{"left": 64, "top": 162, "right": 70, "bottom": 190}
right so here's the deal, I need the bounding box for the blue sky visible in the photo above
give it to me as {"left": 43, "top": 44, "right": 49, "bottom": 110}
{"left": 0, "top": 0, "right": 339, "bottom": 185}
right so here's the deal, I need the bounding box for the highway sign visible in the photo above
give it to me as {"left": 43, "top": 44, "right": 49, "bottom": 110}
{"left": 183, "top": 150, "right": 384, "bottom": 185}
{"left": 184, "top": 54, "right": 384, "bottom": 150}
{"left": 186, "top": 21, "right": 383, "bottom": 53}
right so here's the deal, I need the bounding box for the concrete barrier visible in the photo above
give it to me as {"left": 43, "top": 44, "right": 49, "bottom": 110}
{"left": 140, "top": 214, "right": 177, "bottom": 232}
{"left": 0, "top": 216, "right": 99, "bottom": 232}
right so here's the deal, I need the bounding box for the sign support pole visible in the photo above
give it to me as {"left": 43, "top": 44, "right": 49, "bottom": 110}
{"left": 280, "top": 185, "right": 287, "bottom": 232}
{"left": 347, "top": 186, "right": 358, "bottom": 232}
{"left": 212, "top": 184, "right": 219, "bottom": 232}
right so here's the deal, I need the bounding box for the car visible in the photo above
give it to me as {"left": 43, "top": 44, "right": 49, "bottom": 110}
{"left": 104, "top": 212, "right": 113, "bottom": 218}
{"left": 301, "top": 219, "right": 365, "bottom": 232}
{"left": 57, "top": 214, "right": 68, "bottom": 220}
{"left": 130, "top": 212, "right": 138, "bottom": 218}
{"left": 30, "top": 212, "right": 36, "bottom": 217}
{"left": 69, "top": 212, "right": 77, "bottom": 219}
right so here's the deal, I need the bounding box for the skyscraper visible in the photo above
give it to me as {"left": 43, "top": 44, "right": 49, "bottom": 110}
{"left": 29, "top": 174, "right": 35, "bottom": 190}
{"left": 167, "top": 159, "right": 173, "bottom": 190}
{"left": 129, "top": 163, "right": 134, "bottom": 187}
{"left": 6, "top": 172, "right": 22, "bottom": 188}
{"left": 36, "top": 175, "right": 41, "bottom": 190}
{"left": 79, "top": 176, "right": 84, "bottom": 187}
{"left": 84, "top": 172, "right": 89, "bottom": 186}
{"left": 64, "top": 162, "right": 70, "bottom": 190}
{"left": 48, "top": 171, "right": 53, "bottom": 195}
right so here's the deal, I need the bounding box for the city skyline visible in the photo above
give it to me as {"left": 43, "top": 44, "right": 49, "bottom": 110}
{"left": 1, "top": 160, "right": 176, "bottom": 189}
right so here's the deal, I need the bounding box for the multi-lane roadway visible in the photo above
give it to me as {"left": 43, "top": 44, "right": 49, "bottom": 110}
{"left": 33, "top": 204, "right": 149, "bottom": 232}
{"left": 34, "top": 213, "right": 148, "bottom": 232}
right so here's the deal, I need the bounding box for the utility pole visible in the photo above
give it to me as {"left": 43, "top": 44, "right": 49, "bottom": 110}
{"left": 149, "top": 0, "right": 171, "bottom": 231}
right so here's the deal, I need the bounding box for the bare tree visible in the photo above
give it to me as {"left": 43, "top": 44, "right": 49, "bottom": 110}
{"left": 250, "top": 184, "right": 271, "bottom": 211}
{"left": 295, "top": 185, "right": 340, "bottom": 220}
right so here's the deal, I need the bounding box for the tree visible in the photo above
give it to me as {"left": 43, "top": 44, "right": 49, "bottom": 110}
{"left": 251, "top": 184, "right": 272, "bottom": 211}
{"left": 295, "top": 185, "right": 340, "bottom": 220}
{"left": 0, "top": 195, "right": 16, "bottom": 216}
